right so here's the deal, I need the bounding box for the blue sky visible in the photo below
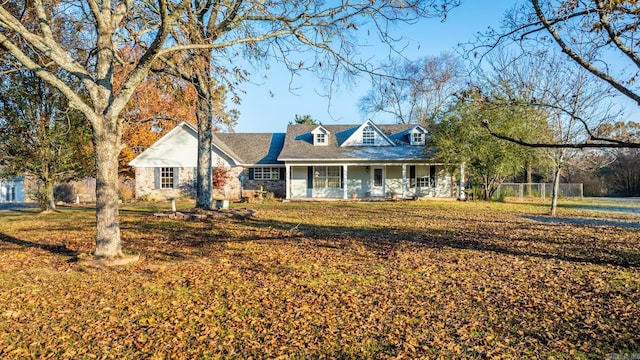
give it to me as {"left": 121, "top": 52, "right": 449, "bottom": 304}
{"left": 233, "top": 2, "right": 516, "bottom": 133}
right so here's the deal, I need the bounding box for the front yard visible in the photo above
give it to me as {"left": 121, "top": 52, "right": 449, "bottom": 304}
{"left": 0, "top": 200, "right": 638, "bottom": 358}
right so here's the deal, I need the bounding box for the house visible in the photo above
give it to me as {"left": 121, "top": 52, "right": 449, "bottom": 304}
{"left": 0, "top": 176, "right": 25, "bottom": 203}
{"left": 128, "top": 122, "right": 286, "bottom": 200}
{"left": 128, "top": 120, "right": 465, "bottom": 201}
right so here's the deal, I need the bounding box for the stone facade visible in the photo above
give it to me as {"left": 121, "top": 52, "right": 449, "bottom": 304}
{"left": 134, "top": 166, "right": 288, "bottom": 201}
{"left": 134, "top": 166, "right": 197, "bottom": 201}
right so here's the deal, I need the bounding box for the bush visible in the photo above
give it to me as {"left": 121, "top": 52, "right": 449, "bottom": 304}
{"left": 53, "top": 183, "right": 75, "bottom": 203}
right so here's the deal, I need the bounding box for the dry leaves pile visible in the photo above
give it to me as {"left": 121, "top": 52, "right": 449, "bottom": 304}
{"left": 0, "top": 201, "right": 638, "bottom": 359}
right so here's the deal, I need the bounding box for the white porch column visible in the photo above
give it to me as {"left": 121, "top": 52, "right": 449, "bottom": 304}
{"left": 343, "top": 165, "right": 348, "bottom": 199}
{"left": 285, "top": 164, "right": 291, "bottom": 200}
{"left": 401, "top": 164, "right": 407, "bottom": 199}
{"left": 458, "top": 162, "right": 466, "bottom": 200}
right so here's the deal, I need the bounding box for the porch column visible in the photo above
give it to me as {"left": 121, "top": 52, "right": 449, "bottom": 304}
{"left": 343, "top": 165, "right": 348, "bottom": 200}
{"left": 458, "top": 162, "right": 466, "bottom": 200}
{"left": 285, "top": 164, "right": 291, "bottom": 200}
{"left": 401, "top": 164, "right": 407, "bottom": 199}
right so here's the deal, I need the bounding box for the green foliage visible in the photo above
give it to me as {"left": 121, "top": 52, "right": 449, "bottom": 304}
{"left": 0, "top": 69, "right": 95, "bottom": 209}
{"left": 430, "top": 97, "right": 549, "bottom": 199}
{"left": 290, "top": 114, "right": 319, "bottom": 125}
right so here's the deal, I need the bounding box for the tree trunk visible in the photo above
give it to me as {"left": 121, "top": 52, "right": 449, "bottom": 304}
{"left": 525, "top": 162, "right": 532, "bottom": 197}
{"left": 93, "top": 126, "right": 123, "bottom": 258}
{"left": 39, "top": 177, "right": 56, "bottom": 211}
{"left": 550, "top": 165, "right": 562, "bottom": 217}
{"left": 195, "top": 93, "right": 213, "bottom": 209}
{"left": 194, "top": 54, "right": 214, "bottom": 210}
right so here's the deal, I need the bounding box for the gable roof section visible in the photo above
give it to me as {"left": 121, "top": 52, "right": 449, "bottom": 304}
{"left": 128, "top": 122, "right": 201, "bottom": 167}
{"left": 278, "top": 122, "right": 432, "bottom": 162}
{"left": 340, "top": 119, "right": 395, "bottom": 147}
{"left": 128, "top": 122, "right": 285, "bottom": 167}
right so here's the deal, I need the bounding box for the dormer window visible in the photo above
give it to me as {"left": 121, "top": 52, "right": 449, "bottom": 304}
{"left": 362, "top": 125, "right": 375, "bottom": 145}
{"left": 311, "top": 126, "right": 330, "bottom": 146}
{"left": 409, "top": 126, "right": 427, "bottom": 145}
{"left": 412, "top": 132, "right": 424, "bottom": 145}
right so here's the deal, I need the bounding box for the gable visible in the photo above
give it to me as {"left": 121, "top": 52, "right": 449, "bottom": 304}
{"left": 128, "top": 122, "right": 240, "bottom": 168}
{"left": 340, "top": 120, "right": 395, "bottom": 147}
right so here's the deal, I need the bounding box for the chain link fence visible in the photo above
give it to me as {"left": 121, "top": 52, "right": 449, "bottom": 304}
{"left": 497, "top": 183, "right": 583, "bottom": 201}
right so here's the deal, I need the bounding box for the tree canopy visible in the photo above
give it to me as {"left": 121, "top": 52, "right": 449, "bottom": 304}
{"left": 470, "top": 0, "right": 640, "bottom": 148}
{"left": 0, "top": 69, "right": 94, "bottom": 210}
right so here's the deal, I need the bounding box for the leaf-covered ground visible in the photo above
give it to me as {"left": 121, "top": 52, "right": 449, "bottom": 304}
{"left": 0, "top": 200, "right": 639, "bottom": 359}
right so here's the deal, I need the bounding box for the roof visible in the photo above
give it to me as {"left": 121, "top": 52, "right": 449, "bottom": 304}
{"left": 278, "top": 123, "right": 434, "bottom": 162}
{"left": 214, "top": 133, "right": 286, "bottom": 165}
{"left": 128, "top": 122, "right": 285, "bottom": 167}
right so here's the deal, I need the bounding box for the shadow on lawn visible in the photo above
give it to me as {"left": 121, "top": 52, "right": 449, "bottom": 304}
{"left": 243, "top": 217, "right": 640, "bottom": 269}
{"left": 0, "top": 232, "right": 78, "bottom": 257}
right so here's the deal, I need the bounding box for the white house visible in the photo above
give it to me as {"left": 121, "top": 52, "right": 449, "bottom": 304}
{"left": 0, "top": 176, "right": 25, "bottom": 203}
{"left": 128, "top": 120, "right": 464, "bottom": 201}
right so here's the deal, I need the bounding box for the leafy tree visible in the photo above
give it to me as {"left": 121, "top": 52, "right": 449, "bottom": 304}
{"left": 359, "top": 53, "right": 467, "bottom": 125}
{"left": 0, "top": 70, "right": 94, "bottom": 211}
{"left": 472, "top": 0, "right": 640, "bottom": 148}
{"left": 431, "top": 97, "right": 531, "bottom": 200}
{"left": 290, "top": 114, "right": 319, "bottom": 125}
{"left": 0, "top": 0, "right": 457, "bottom": 258}
{"left": 596, "top": 122, "right": 640, "bottom": 196}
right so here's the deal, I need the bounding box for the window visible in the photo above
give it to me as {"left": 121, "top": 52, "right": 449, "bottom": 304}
{"left": 417, "top": 177, "right": 430, "bottom": 188}
{"left": 160, "top": 167, "right": 174, "bottom": 189}
{"left": 5, "top": 185, "right": 14, "bottom": 202}
{"left": 412, "top": 132, "right": 424, "bottom": 145}
{"left": 314, "top": 166, "right": 341, "bottom": 188}
{"left": 253, "top": 167, "right": 280, "bottom": 180}
{"left": 362, "top": 125, "right": 375, "bottom": 145}
{"left": 315, "top": 133, "right": 326, "bottom": 144}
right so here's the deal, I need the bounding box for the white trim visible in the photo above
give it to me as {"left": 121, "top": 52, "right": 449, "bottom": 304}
{"left": 340, "top": 119, "right": 396, "bottom": 147}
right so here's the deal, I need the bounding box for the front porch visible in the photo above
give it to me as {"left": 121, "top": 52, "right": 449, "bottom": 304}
{"left": 285, "top": 163, "right": 463, "bottom": 200}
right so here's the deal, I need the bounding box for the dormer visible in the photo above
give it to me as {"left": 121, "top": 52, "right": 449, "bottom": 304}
{"left": 311, "top": 126, "right": 330, "bottom": 146}
{"left": 408, "top": 125, "right": 427, "bottom": 146}
{"left": 341, "top": 120, "right": 395, "bottom": 147}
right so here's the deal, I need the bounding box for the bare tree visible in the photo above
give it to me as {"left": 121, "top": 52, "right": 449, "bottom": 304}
{"left": 0, "top": 0, "right": 459, "bottom": 258}
{"left": 359, "top": 53, "right": 467, "bottom": 125}
{"left": 469, "top": 0, "right": 640, "bottom": 148}
{"left": 479, "top": 51, "right": 616, "bottom": 215}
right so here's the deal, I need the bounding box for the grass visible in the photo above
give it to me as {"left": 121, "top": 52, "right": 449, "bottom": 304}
{"left": 0, "top": 199, "right": 639, "bottom": 359}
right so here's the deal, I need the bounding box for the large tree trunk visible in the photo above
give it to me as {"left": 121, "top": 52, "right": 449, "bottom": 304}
{"left": 93, "top": 125, "right": 123, "bottom": 258}
{"left": 194, "top": 55, "right": 213, "bottom": 210}
{"left": 39, "top": 177, "right": 56, "bottom": 211}
{"left": 550, "top": 165, "right": 562, "bottom": 217}
{"left": 195, "top": 93, "right": 213, "bottom": 209}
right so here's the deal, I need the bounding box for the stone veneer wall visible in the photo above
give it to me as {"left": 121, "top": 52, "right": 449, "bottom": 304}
{"left": 237, "top": 168, "right": 286, "bottom": 199}
{"left": 134, "top": 166, "right": 275, "bottom": 201}
{"left": 135, "top": 167, "right": 197, "bottom": 201}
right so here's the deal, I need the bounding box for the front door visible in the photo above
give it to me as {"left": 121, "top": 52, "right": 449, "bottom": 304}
{"left": 370, "top": 167, "right": 384, "bottom": 196}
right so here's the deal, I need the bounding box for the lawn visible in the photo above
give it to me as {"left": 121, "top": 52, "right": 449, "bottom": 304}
{"left": 0, "top": 200, "right": 639, "bottom": 359}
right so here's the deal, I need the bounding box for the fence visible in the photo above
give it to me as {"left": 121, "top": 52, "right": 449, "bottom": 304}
{"left": 496, "top": 183, "right": 583, "bottom": 201}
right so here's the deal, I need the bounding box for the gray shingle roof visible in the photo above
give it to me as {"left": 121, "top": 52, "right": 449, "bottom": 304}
{"left": 214, "top": 133, "right": 285, "bottom": 165}
{"left": 278, "top": 124, "right": 433, "bottom": 161}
